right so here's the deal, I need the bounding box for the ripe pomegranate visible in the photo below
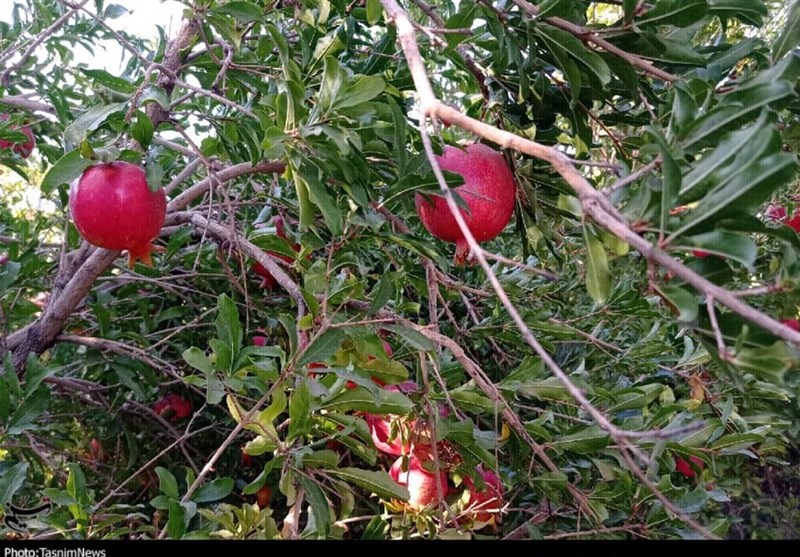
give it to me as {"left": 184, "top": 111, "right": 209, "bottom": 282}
{"left": 69, "top": 162, "right": 166, "bottom": 268}
{"left": 153, "top": 394, "right": 192, "bottom": 421}
{"left": 781, "top": 318, "right": 800, "bottom": 332}
{"left": 252, "top": 217, "right": 301, "bottom": 289}
{"left": 415, "top": 144, "right": 516, "bottom": 263}
{"left": 365, "top": 413, "right": 414, "bottom": 456}
{"left": 0, "top": 114, "right": 35, "bottom": 158}
{"left": 255, "top": 484, "right": 272, "bottom": 508}
{"left": 787, "top": 210, "right": 800, "bottom": 233}
{"left": 462, "top": 466, "right": 504, "bottom": 525}
{"left": 241, "top": 445, "right": 254, "bottom": 468}
{"left": 674, "top": 454, "right": 704, "bottom": 478}
{"left": 389, "top": 455, "right": 450, "bottom": 510}
{"left": 692, "top": 250, "right": 711, "bottom": 258}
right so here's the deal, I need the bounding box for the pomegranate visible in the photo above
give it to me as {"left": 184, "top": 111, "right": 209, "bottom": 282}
{"left": 462, "top": 466, "right": 504, "bottom": 525}
{"left": 252, "top": 217, "right": 300, "bottom": 289}
{"left": 692, "top": 250, "right": 711, "bottom": 258}
{"left": 69, "top": 162, "right": 166, "bottom": 268}
{"left": 787, "top": 210, "right": 800, "bottom": 233}
{"left": 674, "top": 454, "right": 704, "bottom": 478}
{"left": 255, "top": 484, "right": 272, "bottom": 508}
{"left": 153, "top": 394, "right": 192, "bottom": 421}
{"left": 365, "top": 413, "right": 414, "bottom": 456}
{"left": 415, "top": 144, "right": 516, "bottom": 262}
{"left": 389, "top": 455, "right": 450, "bottom": 510}
{"left": 0, "top": 114, "right": 35, "bottom": 159}
{"left": 781, "top": 318, "right": 800, "bottom": 332}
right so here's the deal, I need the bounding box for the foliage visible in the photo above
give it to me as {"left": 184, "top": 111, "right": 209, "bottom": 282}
{"left": 1, "top": 0, "right": 800, "bottom": 540}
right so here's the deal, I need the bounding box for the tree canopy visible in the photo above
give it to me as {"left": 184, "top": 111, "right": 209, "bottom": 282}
{"left": 1, "top": 0, "right": 800, "bottom": 540}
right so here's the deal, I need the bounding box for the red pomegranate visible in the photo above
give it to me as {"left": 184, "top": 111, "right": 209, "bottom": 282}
{"left": 0, "top": 114, "right": 35, "bottom": 158}
{"left": 69, "top": 162, "right": 166, "bottom": 268}
{"left": 787, "top": 210, "right": 800, "bottom": 233}
{"left": 415, "top": 144, "right": 516, "bottom": 263}
{"left": 781, "top": 318, "right": 800, "bottom": 332}
{"left": 252, "top": 217, "right": 300, "bottom": 289}
{"left": 462, "top": 466, "right": 504, "bottom": 525}
{"left": 153, "top": 394, "right": 192, "bottom": 421}
{"left": 674, "top": 454, "right": 704, "bottom": 478}
{"left": 389, "top": 455, "right": 450, "bottom": 510}
{"left": 365, "top": 413, "right": 414, "bottom": 456}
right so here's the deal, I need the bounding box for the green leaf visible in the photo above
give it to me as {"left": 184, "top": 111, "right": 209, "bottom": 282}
{"left": 155, "top": 466, "right": 179, "bottom": 499}
{"left": 140, "top": 85, "right": 170, "bottom": 111}
{"left": 0, "top": 462, "right": 28, "bottom": 506}
{"left": 731, "top": 342, "right": 791, "bottom": 383}
{"left": 772, "top": 1, "right": 800, "bottom": 61}
{"left": 319, "top": 386, "right": 413, "bottom": 415}
{"left": 40, "top": 149, "right": 92, "bottom": 194}
{"left": 145, "top": 155, "right": 164, "bottom": 192}
{"left": 709, "top": 0, "right": 768, "bottom": 26}
{"left": 659, "top": 285, "right": 699, "bottom": 323}
{"left": 605, "top": 384, "right": 664, "bottom": 413}
{"left": 297, "top": 329, "right": 346, "bottom": 367}
{"left": 209, "top": 1, "right": 263, "bottom": 23}
{"left": 636, "top": 0, "right": 708, "bottom": 27}
{"left": 132, "top": 111, "right": 154, "bottom": 149}
{"left": 298, "top": 476, "right": 331, "bottom": 538}
{"left": 366, "top": 0, "right": 382, "bottom": 25}
{"left": 215, "top": 294, "right": 242, "bottom": 372}
{"left": 537, "top": 25, "right": 612, "bottom": 86}
{"left": 683, "top": 83, "right": 796, "bottom": 151}
{"left": 368, "top": 271, "right": 397, "bottom": 315}
{"left": 328, "top": 468, "right": 409, "bottom": 502}
{"left": 182, "top": 347, "right": 214, "bottom": 374}
{"left": 193, "top": 478, "right": 234, "bottom": 503}
{"left": 679, "top": 112, "right": 772, "bottom": 201}
{"left": 301, "top": 450, "right": 340, "bottom": 469}
{"left": 288, "top": 381, "right": 312, "bottom": 441}
{"left": 206, "top": 371, "right": 225, "bottom": 406}
{"left": 673, "top": 230, "right": 757, "bottom": 269}
{"left": 550, "top": 425, "right": 610, "bottom": 454}
{"left": 167, "top": 499, "right": 187, "bottom": 539}
{"left": 678, "top": 419, "right": 722, "bottom": 447}
{"left": 79, "top": 68, "right": 136, "bottom": 93}
{"left": 7, "top": 388, "right": 50, "bottom": 435}
{"left": 333, "top": 76, "right": 386, "bottom": 111}
{"left": 381, "top": 325, "right": 434, "bottom": 351}
{"left": 710, "top": 432, "right": 764, "bottom": 453}
{"left": 584, "top": 225, "right": 612, "bottom": 305}
{"left": 296, "top": 161, "right": 342, "bottom": 236}
{"left": 0, "top": 374, "right": 9, "bottom": 423}
{"left": 63, "top": 102, "right": 126, "bottom": 150}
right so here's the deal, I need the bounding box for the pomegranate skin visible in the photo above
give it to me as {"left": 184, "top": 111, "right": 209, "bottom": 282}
{"left": 415, "top": 144, "right": 516, "bottom": 260}
{"left": 70, "top": 162, "right": 166, "bottom": 268}
{"left": 463, "top": 466, "right": 504, "bottom": 525}
{"left": 389, "top": 455, "right": 450, "bottom": 510}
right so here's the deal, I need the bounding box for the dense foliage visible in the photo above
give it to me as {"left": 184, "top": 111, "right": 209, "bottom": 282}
{"left": 1, "top": 0, "right": 800, "bottom": 540}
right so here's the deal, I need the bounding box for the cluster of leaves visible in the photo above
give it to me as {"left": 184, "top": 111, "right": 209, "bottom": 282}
{"left": 1, "top": 0, "right": 800, "bottom": 540}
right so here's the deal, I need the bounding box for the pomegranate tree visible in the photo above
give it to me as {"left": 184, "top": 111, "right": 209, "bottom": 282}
{"left": 0, "top": 114, "right": 35, "bottom": 158}
{"left": 415, "top": 144, "right": 516, "bottom": 262}
{"left": 69, "top": 162, "right": 166, "bottom": 268}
